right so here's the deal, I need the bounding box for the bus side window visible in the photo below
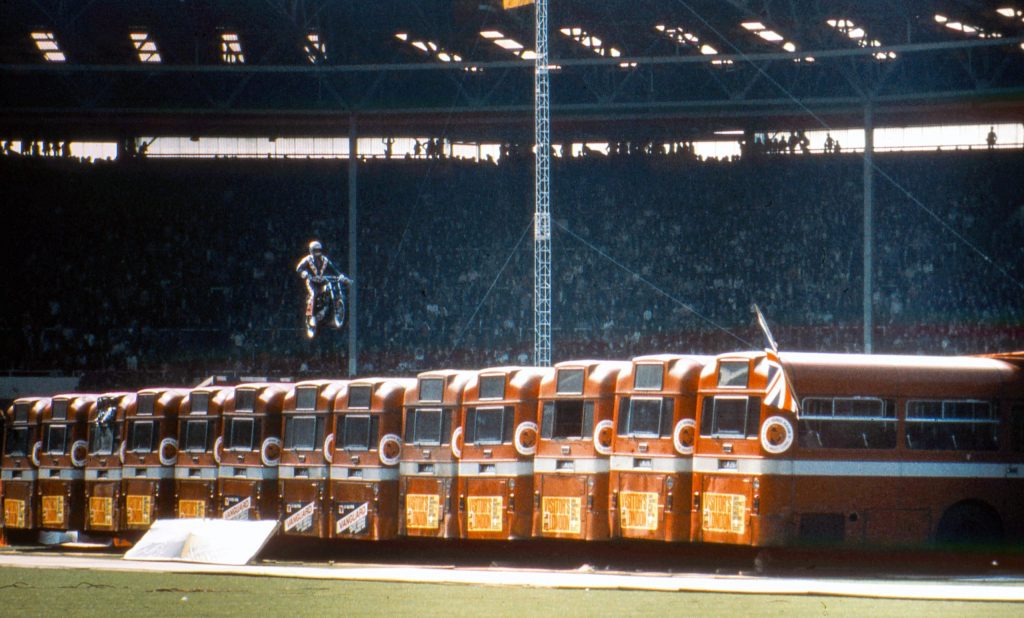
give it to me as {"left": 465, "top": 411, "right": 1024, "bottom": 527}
{"left": 1013, "top": 402, "right": 1024, "bottom": 452}
{"left": 798, "top": 397, "right": 895, "bottom": 450}
{"left": 905, "top": 400, "right": 998, "bottom": 452}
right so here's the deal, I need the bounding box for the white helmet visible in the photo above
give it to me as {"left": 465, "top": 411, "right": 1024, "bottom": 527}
{"left": 308, "top": 240, "right": 323, "bottom": 255}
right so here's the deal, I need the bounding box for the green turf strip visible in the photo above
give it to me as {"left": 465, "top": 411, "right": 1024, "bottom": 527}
{"left": 0, "top": 566, "right": 1021, "bottom": 617}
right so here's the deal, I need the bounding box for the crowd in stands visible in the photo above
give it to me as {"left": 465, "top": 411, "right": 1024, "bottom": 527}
{"left": 1, "top": 146, "right": 1021, "bottom": 386}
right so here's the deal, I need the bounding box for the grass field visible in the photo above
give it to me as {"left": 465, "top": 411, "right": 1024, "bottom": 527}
{"left": 1, "top": 566, "right": 1022, "bottom": 617}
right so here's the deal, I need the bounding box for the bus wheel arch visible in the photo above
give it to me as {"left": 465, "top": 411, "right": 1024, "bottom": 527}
{"left": 935, "top": 499, "right": 1004, "bottom": 546}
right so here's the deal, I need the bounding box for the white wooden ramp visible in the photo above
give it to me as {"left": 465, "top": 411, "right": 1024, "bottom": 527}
{"left": 123, "top": 519, "right": 279, "bottom": 566}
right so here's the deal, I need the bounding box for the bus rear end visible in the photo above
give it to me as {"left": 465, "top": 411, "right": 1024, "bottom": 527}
{"left": 279, "top": 380, "right": 345, "bottom": 538}
{"left": 37, "top": 394, "right": 95, "bottom": 533}
{"left": 533, "top": 361, "right": 629, "bottom": 541}
{"left": 457, "top": 367, "right": 549, "bottom": 540}
{"left": 83, "top": 392, "right": 133, "bottom": 534}
{"left": 2, "top": 397, "right": 49, "bottom": 537}
{"left": 329, "top": 378, "right": 415, "bottom": 540}
{"left": 121, "top": 388, "right": 186, "bottom": 530}
{"left": 216, "top": 384, "right": 287, "bottom": 521}
{"left": 175, "top": 387, "right": 229, "bottom": 519}
{"left": 399, "top": 370, "right": 471, "bottom": 539}
{"left": 610, "top": 355, "right": 706, "bottom": 542}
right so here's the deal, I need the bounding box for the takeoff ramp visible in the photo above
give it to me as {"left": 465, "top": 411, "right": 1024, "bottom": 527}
{"left": 123, "top": 519, "right": 278, "bottom": 566}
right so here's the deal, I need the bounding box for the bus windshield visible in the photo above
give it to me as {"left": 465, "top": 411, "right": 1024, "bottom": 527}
{"left": 4, "top": 427, "right": 30, "bottom": 456}
{"left": 226, "top": 417, "right": 256, "bottom": 451}
{"left": 128, "top": 420, "right": 155, "bottom": 453}
{"left": 339, "top": 414, "right": 379, "bottom": 451}
{"left": 404, "top": 408, "right": 451, "bottom": 446}
{"left": 541, "top": 400, "right": 594, "bottom": 440}
{"left": 465, "top": 406, "right": 514, "bottom": 445}
{"left": 89, "top": 421, "right": 120, "bottom": 455}
{"left": 619, "top": 397, "right": 674, "bottom": 438}
{"left": 182, "top": 419, "right": 212, "bottom": 452}
{"left": 284, "top": 415, "right": 322, "bottom": 451}
{"left": 45, "top": 424, "right": 68, "bottom": 455}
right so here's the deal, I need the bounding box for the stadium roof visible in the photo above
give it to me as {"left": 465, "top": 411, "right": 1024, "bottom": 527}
{"left": 2, "top": 0, "right": 1023, "bottom": 140}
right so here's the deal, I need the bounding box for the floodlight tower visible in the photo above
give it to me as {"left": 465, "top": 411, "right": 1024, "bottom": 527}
{"left": 534, "top": 0, "right": 552, "bottom": 367}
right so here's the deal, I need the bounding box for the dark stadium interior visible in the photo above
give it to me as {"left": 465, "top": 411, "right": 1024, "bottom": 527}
{"left": 2, "top": 148, "right": 1022, "bottom": 386}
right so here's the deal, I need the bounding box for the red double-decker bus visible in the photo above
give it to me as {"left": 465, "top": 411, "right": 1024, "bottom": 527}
{"left": 610, "top": 355, "right": 708, "bottom": 542}
{"left": 2, "top": 397, "right": 49, "bottom": 536}
{"left": 175, "top": 386, "right": 231, "bottom": 519}
{"left": 216, "top": 383, "right": 288, "bottom": 521}
{"left": 693, "top": 351, "right": 1024, "bottom": 548}
{"left": 329, "top": 377, "right": 415, "bottom": 540}
{"left": 37, "top": 394, "right": 96, "bottom": 533}
{"left": 121, "top": 388, "right": 187, "bottom": 530}
{"left": 456, "top": 367, "right": 550, "bottom": 540}
{"left": 533, "top": 360, "right": 630, "bottom": 541}
{"left": 399, "top": 370, "right": 473, "bottom": 538}
{"left": 278, "top": 379, "right": 347, "bottom": 538}
{"left": 83, "top": 392, "right": 134, "bottom": 534}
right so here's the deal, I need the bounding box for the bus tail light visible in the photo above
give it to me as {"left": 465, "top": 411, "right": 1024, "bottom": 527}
{"left": 693, "top": 491, "right": 700, "bottom": 511}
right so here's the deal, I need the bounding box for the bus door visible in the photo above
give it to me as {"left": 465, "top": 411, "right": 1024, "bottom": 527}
{"left": 329, "top": 378, "right": 415, "bottom": 540}
{"left": 175, "top": 387, "right": 228, "bottom": 519}
{"left": 457, "top": 368, "right": 549, "bottom": 540}
{"left": 217, "top": 384, "right": 287, "bottom": 521}
{"left": 122, "top": 388, "right": 185, "bottom": 530}
{"left": 610, "top": 355, "right": 706, "bottom": 542}
{"left": 37, "top": 394, "right": 96, "bottom": 531}
{"left": 2, "top": 397, "right": 49, "bottom": 534}
{"left": 533, "top": 361, "right": 629, "bottom": 541}
{"left": 279, "top": 380, "right": 345, "bottom": 538}
{"left": 84, "top": 392, "right": 133, "bottom": 532}
{"left": 399, "top": 370, "right": 471, "bottom": 539}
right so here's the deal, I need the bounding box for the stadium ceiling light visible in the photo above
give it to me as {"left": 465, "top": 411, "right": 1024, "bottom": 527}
{"left": 480, "top": 31, "right": 534, "bottom": 60}
{"left": 130, "top": 31, "right": 162, "bottom": 63}
{"left": 305, "top": 32, "right": 326, "bottom": 63}
{"left": 31, "top": 30, "right": 66, "bottom": 62}
{"left": 934, "top": 14, "right": 1002, "bottom": 39}
{"left": 826, "top": 18, "right": 895, "bottom": 61}
{"left": 398, "top": 32, "right": 476, "bottom": 70}
{"left": 739, "top": 20, "right": 802, "bottom": 58}
{"left": 220, "top": 32, "right": 245, "bottom": 63}
{"left": 995, "top": 7, "right": 1021, "bottom": 18}
{"left": 494, "top": 38, "right": 523, "bottom": 50}
{"left": 559, "top": 26, "right": 623, "bottom": 60}
{"left": 653, "top": 23, "right": 733, "bottom": 66}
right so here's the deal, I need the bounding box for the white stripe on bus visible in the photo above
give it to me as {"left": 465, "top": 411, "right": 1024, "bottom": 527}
{"left": 693, "top": 456, "right": 1023, "bottom": 478}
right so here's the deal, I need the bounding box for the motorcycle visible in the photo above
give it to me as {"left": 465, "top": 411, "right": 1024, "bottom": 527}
{"left": 306, "top": 275, "right": 348, "bottom": 339}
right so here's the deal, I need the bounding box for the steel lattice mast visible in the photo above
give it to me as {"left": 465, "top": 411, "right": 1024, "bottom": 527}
{"left": 533, "top": 0, "right": 552, "bottom": 367}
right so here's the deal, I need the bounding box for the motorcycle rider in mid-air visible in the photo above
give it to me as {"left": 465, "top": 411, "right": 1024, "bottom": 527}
{"left": 296, "top": 240, "right": 351, "bottom": 332}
